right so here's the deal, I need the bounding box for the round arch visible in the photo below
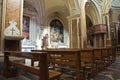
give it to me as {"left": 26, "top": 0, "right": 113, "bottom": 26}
{"left": 85, "top": 1, "right": 100, "bottom": 25}
{"left": 102, "top": 0, "right": 113, "bottom": 14}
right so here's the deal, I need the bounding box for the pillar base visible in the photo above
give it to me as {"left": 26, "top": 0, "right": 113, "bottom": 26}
{"left": 106, "top": 39, "right": 111, "bottom": 47}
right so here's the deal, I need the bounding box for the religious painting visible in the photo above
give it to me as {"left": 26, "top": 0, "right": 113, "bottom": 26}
{"left": 50, "top": 19, "right": 64, "bottom": 43}
{"left": 22, "top": 15, "right": 30, "bottom": 39}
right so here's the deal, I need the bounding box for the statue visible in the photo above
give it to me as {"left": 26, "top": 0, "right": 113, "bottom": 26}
{"left": 41, "top": 33, "right": 49, "bottom": 49}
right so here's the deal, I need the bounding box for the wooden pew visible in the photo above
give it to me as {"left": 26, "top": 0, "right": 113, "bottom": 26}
{"left": 116, "top": 45, "right": 120, "bottom": 54}
{"left": 80, "top": 49, "right": 97, "bottom": 79}
{"left": 112, "top": 47, "right": 116, "bottom": 61}
{"left": 101, "top": 47, "right": 116, "bottom": 67}
{"left": 107, "top": 47, "right": 116, "bottom": 64}
{"left": 93, "top": 47, "right": 116, "bottom": 71}
{"left": 116, "top": 46, "right": 119, "bottom": 53}
{"left": 101, "top": 48, "right": 110, "bottom": 67}
{"left": 32, "top": 49, "right": 85, "bottom": 80}
{"left": 31, "top": 47, "right": 116, "bottom": 79}
{"left": 2, "top": 51, "right": 62, "bottom": 80}
{"left": 93, "top": 48, "right": 105, "bottom": 72}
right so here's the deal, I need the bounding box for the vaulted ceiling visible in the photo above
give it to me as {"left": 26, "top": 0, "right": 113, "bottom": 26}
{"left": 24, "top": 0, "right": 120, "bottom": 15}
{"left": 23, "top": 0, "right": 120, "bottom": 25}
{"left": 111, "top": 0, "right": 120, "bottom": 8}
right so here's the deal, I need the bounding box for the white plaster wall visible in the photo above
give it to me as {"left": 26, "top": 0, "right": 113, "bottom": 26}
{"left": 63, "top": 29, "right": 69, "bottom": 48}
{"left": 29, "top": 17, "right": 38, "bottom": 43}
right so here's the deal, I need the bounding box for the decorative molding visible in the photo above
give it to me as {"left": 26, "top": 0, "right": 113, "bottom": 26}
{"left": 4, "top": 20, "right": 20, "bottom": 36}
{"left": 24, "top": 9, "right": 37, "bottom": 16}
{"left": 93, "top": 0, "right": 103, "bottom": 6}
{"left": 103, "top": 13, "right": 109, "bottom": 15}
{"left": 67, "top": 14, "right": 80, "bottom": 20}
{"left": 4, "top": 36, "right": 24, "bottom": 40}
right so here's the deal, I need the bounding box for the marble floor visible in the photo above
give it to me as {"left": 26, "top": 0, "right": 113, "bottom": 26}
{"left": 0, "top": 54, "right": 120, "bottom": 80}
{"left": 91, "top": 56, "right": 120, "bottom": 80}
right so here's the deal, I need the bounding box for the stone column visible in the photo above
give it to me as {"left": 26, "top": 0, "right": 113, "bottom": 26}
{"left": 67, "top": 14, "right": 80, "bottom": 48}
{"left": 94, "top": 36, "right": 97, "bottom": 47}
{"left": 79, "top": 0, "right": 87, "bottom": 48}
{"left": 2, "top": 0, "right": 24, "bottom": 50}
{"left": 102, "top": 13, "right": 111, "bottom": 46}
{"left": 99, "top": 35, "right": 102, "bottom": 47}
{"left": 4, "top": 0, "right": 24, "bottom": 31}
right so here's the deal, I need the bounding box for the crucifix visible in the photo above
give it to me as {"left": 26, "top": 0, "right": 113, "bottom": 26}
{"left": 10, "top": 28, "right": 15, "bottom": 36}
{"left": 4, "top": 20, "right": 20, "bottom": 36}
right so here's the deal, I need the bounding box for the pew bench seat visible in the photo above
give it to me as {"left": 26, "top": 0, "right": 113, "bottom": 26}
{"left": 35, "top": 66, "right": 62, "bottom": 79}
{"left": 3, "top": 51, "right": 62, "bottom": 80}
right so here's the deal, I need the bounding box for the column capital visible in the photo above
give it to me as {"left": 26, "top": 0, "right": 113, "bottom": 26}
{"left": 67, "top": 14, "right": 80, "bottom": 20}
{"left": 102, "top": 13, "right": 109, "bottom": 16}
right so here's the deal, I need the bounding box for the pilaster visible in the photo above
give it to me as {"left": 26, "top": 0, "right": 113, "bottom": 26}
{"left": 2, "top": 0, "right": 24, "bottom": 51}
{"left": 102, "top": 13, "right": 111, "bottom": 46}
{"left": 80, "top": 0, "right": 87, "bottom": 48}
{"left": 67, "top": 14, "right": 80, "bottom": 48}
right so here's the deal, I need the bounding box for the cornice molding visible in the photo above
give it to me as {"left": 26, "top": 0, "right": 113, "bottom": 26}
{"left": 67, "top": 14, "right": 80, "bottom": 20}
{"left": 23, "top": 9, "right": 37, "bottom": 16}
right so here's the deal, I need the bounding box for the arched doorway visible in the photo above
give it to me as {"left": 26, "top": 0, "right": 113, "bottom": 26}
{"left": 86, "top": 15, "right": 94, "bottom": 47}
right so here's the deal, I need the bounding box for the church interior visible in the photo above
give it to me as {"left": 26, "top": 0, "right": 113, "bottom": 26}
{"left": 0, "top": 0, "right": 120, "bottom": 80}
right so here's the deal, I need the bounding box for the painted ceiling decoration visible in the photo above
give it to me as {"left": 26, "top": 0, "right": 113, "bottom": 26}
{"left": 111, "top": 0, "right": 120, "bottom": 8}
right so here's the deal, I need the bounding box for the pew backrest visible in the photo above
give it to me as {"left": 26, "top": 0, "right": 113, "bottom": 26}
{"left": 80, "top": 49, "right": 94, "bottom": 63}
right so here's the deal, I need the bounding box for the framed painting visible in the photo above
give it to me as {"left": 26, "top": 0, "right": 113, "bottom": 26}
{"left": 50, "top": 19, "right": 64, "bottom": 43}
{"left": 22, "top": 15, "right": 30, "bottom": 39}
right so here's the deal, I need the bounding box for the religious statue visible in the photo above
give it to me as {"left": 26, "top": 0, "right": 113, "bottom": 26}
{"left": 41, "top": 33, "right": 49, "bottom": 49}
